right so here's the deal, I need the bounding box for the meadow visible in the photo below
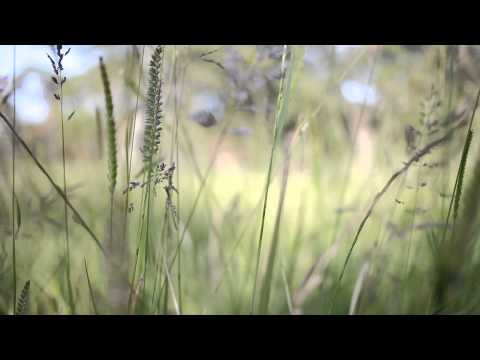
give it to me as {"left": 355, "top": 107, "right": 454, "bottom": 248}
{"left": 0, "top": 45, "right": 479, "bottom": 314}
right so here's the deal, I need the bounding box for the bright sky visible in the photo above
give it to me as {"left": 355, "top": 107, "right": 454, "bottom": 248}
{"left": 0, "top": 45, "right": 378, "bottom": 124}
{"left": 0, "top": 45, "right": 107, "bottom": 124}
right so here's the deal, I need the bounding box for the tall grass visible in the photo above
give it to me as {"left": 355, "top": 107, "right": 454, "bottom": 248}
{"left": 431, "top": 88, "right": 480, "bottom": 312}
{"left": 11, "top": 45, "right": 17, "bottom": 314}
{"left": 4, "top": 45, "right": 480, "bottom": 315}
{"left": 48, "top": 45, "right": 75, "bottom": 314}
{"left": 250, "top": 45, "right": 290, "bottom": 314}
{"left": 171, "top": 46, "right": 182, "bottom": 312}
{"left": 332, "top": 116, "right": 471, "bottom": 311}
{"left": 0, "top": 112, "right": 105, "bottom": 254}
{"left": 84, "top": 259, "right": 98, "bottom": 315}
{"left": 15, "top": 280, "right": 30, "bottom": 315}
{"left": 257, "top": 45, "right": 301, "bottom": 314}
{"left": 127, "top": 45, "right": 165, "bottom": 313}
{"left": 99, "top": 57, "right": 118, "bottom": 249}
{"left": 443, "top": 89, "right": 480, "bottom": 242}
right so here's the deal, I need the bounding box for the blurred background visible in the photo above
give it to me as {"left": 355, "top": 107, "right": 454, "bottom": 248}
{"left": 1, "top": 45, "right": 480, "bottom": 314}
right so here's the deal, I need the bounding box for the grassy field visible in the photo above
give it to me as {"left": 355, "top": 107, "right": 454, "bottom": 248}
{"left": 1, "top": 45, "right": 480, "bottom": 314}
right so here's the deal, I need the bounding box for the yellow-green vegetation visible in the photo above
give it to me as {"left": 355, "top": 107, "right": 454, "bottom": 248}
{"left": 1, "top": 45, "right": 480, "bottom": 314}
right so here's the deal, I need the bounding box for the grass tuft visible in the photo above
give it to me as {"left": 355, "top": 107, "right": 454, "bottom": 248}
{"left": 99, "top": 57, "right": 118, "bottom": 196}
{"left": 15, "top": 280, "right": 30, "bottom": 315}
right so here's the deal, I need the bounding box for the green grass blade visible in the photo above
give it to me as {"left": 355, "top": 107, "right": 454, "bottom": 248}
{"left": 252, "top": 45, "right": 298, "bottom": 314}
{"left": 442, "top": 88, "right": 480, "bottom": 242}
{"left": 257, "top": 47, "right": 302, "bottom": 314}
{"left": 84, "top": 259, "right": 99, "bottom": 315}
{"left": 16, "top": 280, "right": 30, "bottom": 315}
{"left": 0, "top": 111, "right": 106, "bottom": 255}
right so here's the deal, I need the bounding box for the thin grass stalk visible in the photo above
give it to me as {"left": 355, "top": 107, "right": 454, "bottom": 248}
{"left": 122, "top": 116, "right": 133, "bottom": 259}
{"left": 143, "top": 46, "right": 165, "bottom": 292}
{"left": 291, "top": 49, "right": 375, "bottom": 302}
{"left": 286, "top": 188, "right": 307, "bottom": 288}
{"left": 128, "top": 45, "right": 164, "bottom": 311}
{"left": 440, "top": 46, "right": 457, "bottom": 220}
{"left": 280, "top": 262, "right": 293, "bottom": 314}
{"left": 162, "top": 45, "right": 183, "bottom": 313}
{"left": 282, "top": 52, "right": 373, "bottom": 309}
{"left": 0, "top": 111, "right": 105, "bottom": 254}
{"left": 156, "top": 218, "right": 180, "bottom": 315}
{"left": 365, "top": 173, "right": 407, "bottom": 304}
{"left": 163, "top": 278, "right": 169, "bottom": 314}
{"left": 328, "top": 45, "right": 380, "bottom": 247}
{"left": 349, "top": 262, "right": 370, "bottom": 315}
{"left": 84, "top": 259, "right": 98, "bottom": 315}
{"left": 331, "top": 118, "right": 469, "bottom": 312}
{"left": 124, "top": 46, "right": 145, "bottom": 314}
{"left": 50, "top": 45, "right": 75, "bottom": 314}
{"left": 11, "top": 45, "right": 16, "bottom": 315}
{"left": 402, "top": 172, "right": 422, "bottom": 312}
{"left": 127, "top": 247, "right": 140, "bottom": 314}
{"left": 99, "top": 57, "right": 118, "bottom": 251}
{"left": 169, "top": 57, "right": 230, "bottom": 295}
{"left": 157, "top": 115, "right": 235, "bottom": 298}
{"left": 142, "top": 180, "right": 154, "bottom": 305}
{"left": 442, "top": 88, "right": 480, "bottom": 244}
{"left": 123, "top": 45, "right": 145, "bottom": 249}
{"left": 127, "top": 183, "right": 147, "bottom": 313}
{"left": 431, "top": 89, "right": 480, "bottom": 311}
{"left": 402, "top": 135, "right": 427, "bottom": 308}
{"left": 213, "top": 197, "right": 264, "bottom": 295}
{"left": 153, "top": 222, "right": 179, "bottom": 316}
{"left": 172, "top": 46, "right": 182, "bottom": 313}
{"left": 179, "top": 118, "right": 224, "bottom": 221}
{"left": 213, "top": 118, "right": 308, "bottom": 297}
{"left": 250, "top": 45, "right": 289, "bottom": 314}
{"left": 257, "top": 84, "right": 306, "bottom": 313}
{"left": 152, "top": 207, "right": 170, "bottom": 312}
{"left": 61, "top": 63, "right": 74, "bottom": 315}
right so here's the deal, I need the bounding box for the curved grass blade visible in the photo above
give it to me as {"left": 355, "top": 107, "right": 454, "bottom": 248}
{"left": 84, "top": 258, "right": 98, "bottom": 315}
{"left": 443, "top": 88, "right": 480, "bottom": 241}
{"left": 0, "top": 111, "right": 105, "bottom": 255}
{"left": 16, "top": 280, "right": 30, "bottom": 315}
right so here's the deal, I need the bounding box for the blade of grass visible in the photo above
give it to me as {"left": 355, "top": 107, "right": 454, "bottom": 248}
{"left": 0, "top": 111, "right": 105, "bottom": 255}
{"left": 11, "top": 45, "right": 17, "bottom": 314}
{"left": 156, "top": 113, "right": 235, "bottom": 299}
{"left": 442, "top": 88, "right": 480, "bottom": 243}
{"left": 99, "top": 57, "right": 118, "bottom": 253}
{"left": 349, "top": 262, "right": 370, "bottom": 315}
{"left": 84, "top": 258, "right": 98, "bottom": 315}
{"left": 250, "top": 45, "right": 289, "bottom": 314}
{"left": 257, "top": 45, "right": 303, "bottom": 314}
{"left": 331, "top": 118, "right": 469, "bottom": 312}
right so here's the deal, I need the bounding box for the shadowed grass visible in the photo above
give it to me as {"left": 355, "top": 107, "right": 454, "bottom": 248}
{"left": 443, "top": 88, "right": 480, "bottom": 242}
{"left": 99, "top": 56, "right": 118, "bottom": 250}
{"left": 84, "top": 258, "right": 98, "bottom": 315}
{"left": 15, "top": 280, "right": 30, "bottom": 315}
{"left": 250, "top": 45, "right": 290, "bottom": 314}
{"left": 257, "top": 46, "right": 303, "bottom": 314}
{"left": 332, "top": 117, "right": 470, "bottom": 312}
{"left": 0, "top": 111, "right": 105, "bottom": 255}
